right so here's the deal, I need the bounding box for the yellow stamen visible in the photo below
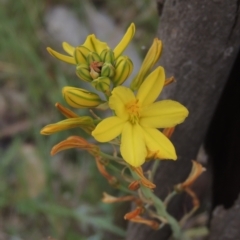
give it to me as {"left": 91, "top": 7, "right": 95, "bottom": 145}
{"left": 125, "top": 99, "right": 140, "bottom": 124}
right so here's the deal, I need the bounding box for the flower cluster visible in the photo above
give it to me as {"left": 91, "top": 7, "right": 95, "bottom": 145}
{"left": 47, "top": 24, "right": 135, "bottom": 94}
{"left": 39, "top": 23, "right": 209, "bottom": 236}
{"left": 42, "top": 23, "right": 188, "bottom": 168}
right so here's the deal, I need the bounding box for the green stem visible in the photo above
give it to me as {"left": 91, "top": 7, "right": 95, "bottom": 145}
{"left": 150, "top": 160, "right": 160, "bottom": 181}
{"left": 130, "top": 169, "right": 183, "bottom": 239}
{"left": 99, "top": 152, "right": 183, "bottom": 239}
{"left": 118, "top": 185, "right": 136, "bottom": 195}
{"left": 164, "top": 190, "right": 177, "bottom": 206}
{"left": 100, "top": 152, "right": 126, "bottom": 164}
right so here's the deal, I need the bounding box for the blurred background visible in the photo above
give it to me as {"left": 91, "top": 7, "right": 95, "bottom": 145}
{"left": 0, "top": 0, "right": 159, "bottom": 239}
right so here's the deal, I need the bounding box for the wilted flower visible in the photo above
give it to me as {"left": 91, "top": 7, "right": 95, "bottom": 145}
{"left": 175, "top": 160, "right": 206, "bottom": 191}
{"left": 50, "top": 136, "right": 99, "bottom": 156}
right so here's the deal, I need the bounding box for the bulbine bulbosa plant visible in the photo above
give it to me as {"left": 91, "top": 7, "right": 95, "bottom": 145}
{"left": 41, "top": 23, "right": 206, "bottom": 239}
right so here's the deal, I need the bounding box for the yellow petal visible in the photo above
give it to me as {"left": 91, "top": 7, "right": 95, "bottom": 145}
{"left": 142, "top": 128, "right": 177, "bottom": 160}
{"left": 109, "top": 86, "right": 135, "bottom": 119}
{"left": 120, "top": 123, "right": 147, "bottom": 167}
{"left": 47, "top": 47, "right": 76, "bottom": 64}
{"left": 113, "top": 23, "right": 135, "bottom": 59}
{"left": 75, "top": 46, "right": 90, "bottom": 64}
{"left": 62, "top": 42, "right": 75, "bottom": 56}
{"left": 92, "top": 117, "right": 126, "bottom": 142}
{"left": 136, "top": 66, "right": 165, "bottom": 106}
{"left": 130, "top": 38, "right": 162, "bottom": 91}
{"left": 82, "top": 34, "right": 109, "bottom": 55}
{"left": 140, "top": 100, "right": 189, "bottom": 128}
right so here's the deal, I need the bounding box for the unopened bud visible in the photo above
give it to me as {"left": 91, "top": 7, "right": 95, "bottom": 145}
{"left": 90, "top": 68, "right": 100, "bottom": 79}
{"left": 74, "top": 46, "right": 90, "bottom": 64}
{"left": 63, "top": 87, "right": 103, "bottom": 108}
{"left": 101, "top": 62, "right": 115, "bottom": 78}
{"left": 100, "top": 49, "right": 114, "bottom": 64}
{"left": 91, "top": 77, "right": 111, "bottom": 94}
{"left": 112, "top": 56, "right": 133, "bottom": 86}
{"left": 76, "top": 63, "right": 92, "bottom": 82}
{"left": 87, "top": 52, "right": 101, "bottom": 64}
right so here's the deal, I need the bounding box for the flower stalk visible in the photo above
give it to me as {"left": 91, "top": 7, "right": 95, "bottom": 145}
{"left": 40, "top": 22, "right": 197, "bottom": 239}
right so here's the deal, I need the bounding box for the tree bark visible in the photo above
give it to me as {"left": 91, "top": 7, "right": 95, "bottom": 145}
{"left": 127, "top": 0, "right": 240, "bottom": 239}
{"left": 209, "top": 195, "right": 240, "bottom": 240}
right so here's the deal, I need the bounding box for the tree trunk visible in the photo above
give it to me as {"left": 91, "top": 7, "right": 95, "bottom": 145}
{"left": 126, "top": 0, "right": 240, "bottom": 239}
{"left": 209, "top": 195, "right": 240, "bottom": 240}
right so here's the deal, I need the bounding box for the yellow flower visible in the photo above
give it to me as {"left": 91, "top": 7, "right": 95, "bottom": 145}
{"left": 47, "top": 23, "right": 135, "bottom": 86}
{"left": 92, "top": 66, "right": 189, "bottom": 167}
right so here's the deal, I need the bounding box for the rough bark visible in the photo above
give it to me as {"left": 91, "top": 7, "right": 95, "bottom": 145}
{"left": 127, "top": 0, "right": 240, "bottom": 239}
{"left": 208, "top": 195, "right": 240, "bottom": 240}
{"left": 205, "top": 50, "right": 240, "bottom": 209}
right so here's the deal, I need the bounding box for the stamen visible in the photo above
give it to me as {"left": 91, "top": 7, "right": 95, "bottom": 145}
{"left": 125, "top": 99, "right": 140, "bottom": 124}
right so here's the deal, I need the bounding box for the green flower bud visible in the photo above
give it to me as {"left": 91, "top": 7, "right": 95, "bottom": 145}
{"left": 101, "top": 62, "right": 116, "bottom": 78}
{"left": 112, "top": 56, "right": 133, "bottom": 86}
{"left": 76, "top": 63, "right": 92, "bottom": 82}
{"left": 91, "top": 77, "right": 111, "bottom": 94}
{"left": 87, "top": 52, "right": 102, "bottom": 64}
{"left": 100, "top": 49, "right": 114, "bottom": 64}
{"left": 63, "top": 87, "right": 104, "bottom": 108}
{"left": 74, "top": 46, "right": 90, "bottom": 64}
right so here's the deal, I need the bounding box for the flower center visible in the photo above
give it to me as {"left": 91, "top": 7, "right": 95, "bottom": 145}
{"left": 125, "top": 99, "right": 140, "bottom": 124}
{"left": 89, "top": 61, "right": 103, "bottom": 79}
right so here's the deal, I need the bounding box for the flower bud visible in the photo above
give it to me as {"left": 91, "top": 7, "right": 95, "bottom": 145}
{"left": 101, "top": 62, "right": 115, "bottom": 78}
{"left": 112, "top": 56, "right": 133, "bottom": 86}
{"left": 90, "top": 67, "right": 100, "bottom": 79}
{"left": 87, "top": 52, "right": 101, "bottom": 64}
{"left": 63, "top": 87, "right": 103, "bottom": 108}
{"left": 100, "top": 49, "right": 114, "bottom": 64}
{"left": 74, "top": 46, "right": 90, "bottom": 64}
{"left": 76, "top": 63, "right": 92, "bottom": 82}
{"left": 91, "top": 77, "right": 111, "bottom": 93}
{"left": 40, "top": 117, "right": 95, "bottom": 135}
{"left": 130, "top": 38, "right": 162, "bottom": 91}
